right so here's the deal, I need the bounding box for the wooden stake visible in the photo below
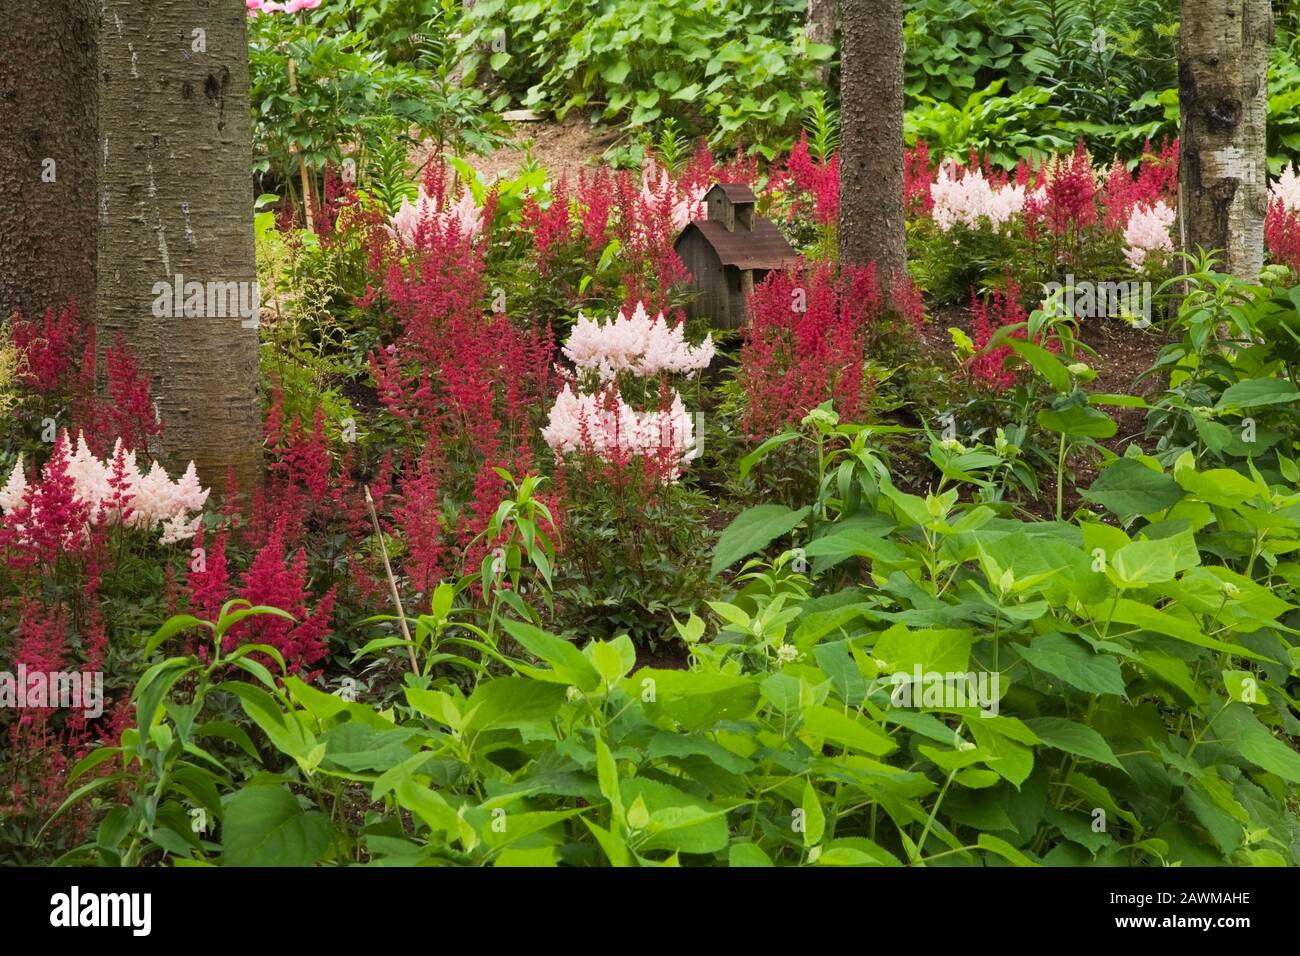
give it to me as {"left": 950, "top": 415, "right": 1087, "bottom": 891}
{"left": 288, "top": 58, "right": 316, "bottom": 232}
{"left": 365, "top": 486, "right": 419, "bottom": 673}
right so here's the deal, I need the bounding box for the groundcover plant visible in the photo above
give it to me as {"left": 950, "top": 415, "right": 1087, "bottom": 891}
{"left": 0, "top": 0, "right": 1298, "bottom": 877}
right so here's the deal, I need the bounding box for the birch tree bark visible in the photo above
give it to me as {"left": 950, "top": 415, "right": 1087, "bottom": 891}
{"left": 0, "top": 1, "right": 99, "bottom": 323}
{"left": 97, "top": 0, "right": 261, "bottom": 493}
{"left": 838, "top": 0, "right": 905, "bottom": 286}
{"left": 1178, "top": 0, "right": 1273, "bottom": 278}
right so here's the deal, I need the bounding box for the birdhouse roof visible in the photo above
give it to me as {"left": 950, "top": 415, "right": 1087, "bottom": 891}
{"left": 705, "top": 183, "right": 757, "bottom": 204}
{"left": 675, "top": 218, "right": 798, "bottom": 270}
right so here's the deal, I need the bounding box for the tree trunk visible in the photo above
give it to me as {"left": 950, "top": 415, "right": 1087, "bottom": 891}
{"left": 838, "top": 0, "right": 905, "bottom": 286}
{"left": 0, "top": 2, "right": 99, "bottom": 322}
{"left": 98, "top": 0, "right": 261, "bottom": 494}
{"left": 806, "top": 0, "right": 836, "bottom": 85}
{"left": 1178, "top": 0, "right": 1273, "bottom": 278}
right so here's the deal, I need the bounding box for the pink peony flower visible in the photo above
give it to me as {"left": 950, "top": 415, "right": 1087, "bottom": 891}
{"left": 248, "top": 0, "right": 321, "bottom": 15}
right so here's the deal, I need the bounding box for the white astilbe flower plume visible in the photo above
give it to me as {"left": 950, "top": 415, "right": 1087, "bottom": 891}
{"left": 1270, "top": 164, "right": 1300, "bottom": 213}
{"left": 1123, "top": 200, "right": 1177, "bottom": 271}
{"left": 0, "top": 432, "right": 209, "bottom": 545}
{"left": 563, "top": 302, "right": 715, "bottom": 382}
{"left": 930, "top": 162, "right": 1027, "bottom": 232}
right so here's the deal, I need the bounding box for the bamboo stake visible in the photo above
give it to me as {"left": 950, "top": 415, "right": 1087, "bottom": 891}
{"left": 364, "top": 486, "right": 418, "bottom": 673}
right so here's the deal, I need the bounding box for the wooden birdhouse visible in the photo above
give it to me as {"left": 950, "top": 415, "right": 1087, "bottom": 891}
{"left": 674, "top": 183, "right": 798, "bottom": 329}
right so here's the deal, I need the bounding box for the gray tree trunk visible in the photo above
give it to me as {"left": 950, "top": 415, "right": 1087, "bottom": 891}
{"left": 838, "top": 0, "right": 905, "bottom": 286}
{"left": 806, "top": 0, "right": 836, "bottom": 84}
{"left": 0, "top": 2, "right": 99, "bottom": 322}
{"left": 1178, "top": 0, "right": 1273, "bottom": 279}
{"left": 98, "top": 0, "right": 261, "bottom": 494}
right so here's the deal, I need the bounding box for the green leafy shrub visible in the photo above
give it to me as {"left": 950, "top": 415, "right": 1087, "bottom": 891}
{"left": 458, "top": 0, "right": 833, "bottom": 155}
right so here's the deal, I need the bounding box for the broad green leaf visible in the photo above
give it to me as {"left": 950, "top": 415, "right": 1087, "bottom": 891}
{"left": 1037, "top": 403, "right": 1116, "bottom": 438}
{"left": 1081, "top": 457, "right": 1184, "bottom": 517}
{"left": 1216, "top": 378, "right": 1300, "bottom": 409}
{"left": 1024, "top": 717, "right": 1123, "bottom": 769}
{"left": 1213, "top": 703, "right": 1300, "bottom": 783}
{"left": 221, "top": 786, "right": 331, "bottom": 867}
{"left": 501, "top": 620, "right": 601, "bottom": 691}
{"left": 801, "top": 704, "right": 897, "bottom": 756}
{"left": 1015, "top": 633, "right": 1127, "bottom": 696}
{"left": 872, "top": 624, "right": 973, "bottom": 674}
{"left": 977, "top": 833, "right": 1040, "bottom": 866}
{"left": 801, "top": 780, "right": 825, "bottom": 847}
{"left": 464, "top": 677, "right": 567, "bottom": 734}
{"left": 633, "top": 670, "right": 760, "bottom": 731}
{"left": 816, "top": 837, "right": 902, "bottom": 866}
{"left": 711, "top": 505, "right": 811, "bottom": 576}
{"left": 728, "top": 841, "right": 774, "bottom": 866}
{"left": 621, "top": 778, "right": 728, "bottom": 855}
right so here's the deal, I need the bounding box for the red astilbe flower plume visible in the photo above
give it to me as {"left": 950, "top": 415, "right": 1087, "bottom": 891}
{"left": 186, "top": 524, "right": 231, "bottom": 624}
{"left": 1140, "top": 137, "right": 1179, "bottom": 199}
{"left": 891, "top": 272, "right": 927, "bottom": 331}
{"left": 10, "top": 304, "right": 162, "bottom": 457}
{"left": 965, "top": 280, "right": 1054, "bottom": 393}
{"left": 3, "top": 434, "right": 93, "bottom": 570}
{"left": 521, "top": 177, "right": 573, "bottom": 273}
{"left": 783, "top": 132, "right": 840, "bottom": 225}
{"left": 1266, "top": 198, "right": 1300, "bottom": 273}
{"left": 577, "top": 167, "right": 614, "bottom": 253}
{"left": 904, "top": 141, "right": 935, "bottom": 216}
{"left": 391, "top": 447, "right": 447, "bottom": 597}
{"left": 739, "top": 261, "right": 884, "bottom": 438}
{"left": 611, "top": 166, "right": 690, "bottom": 315}
{"left": 1099, "top": 140, "right": 1177, "bottom": 234}
{"left": 1044, "top": 142, "right": 1098, "bottom": 235}
{"left": 87, "top": 333, "right": 161, "bottom": 457}
{"left": 9, "top": 302, "right": 82, "bottom": 394}
{"left": 679, "top": 139, "right": 759, "bottom": 194}
{"left": 8, "top": 599, "right": 69, "bottom": 723}
{"left": 226, "top": 520, "right": 336, "bottom": 679}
